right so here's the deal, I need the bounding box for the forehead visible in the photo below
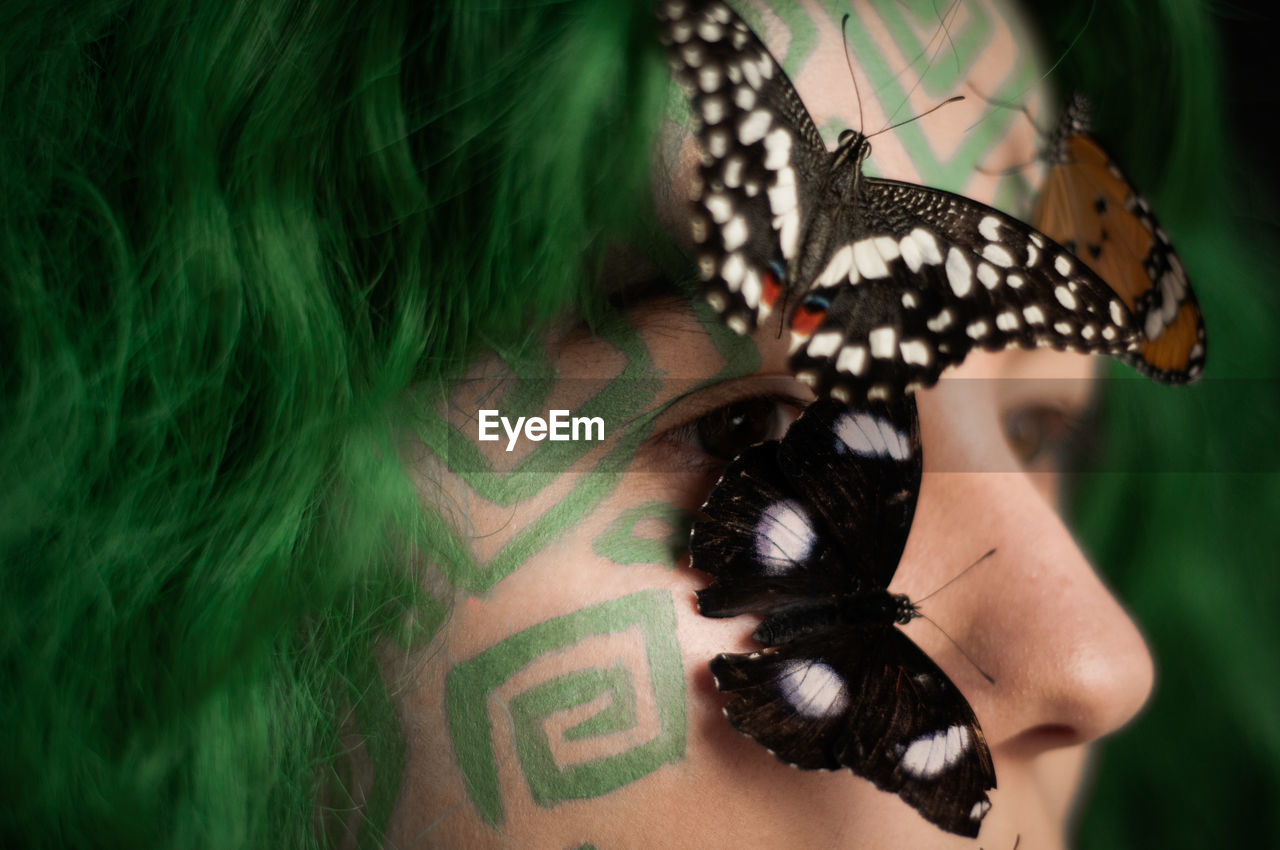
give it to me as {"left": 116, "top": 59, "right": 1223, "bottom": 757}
{"left": 660, "top": 0, "right": 1051, "bottom": 209}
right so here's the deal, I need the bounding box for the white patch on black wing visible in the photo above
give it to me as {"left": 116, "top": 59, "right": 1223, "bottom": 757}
{"left": 776, "top": 659, "right": 849, "bottom": 719}
{"left": 900, "top": 724, "right": 973, "bottom": 778}
{"left": 832, "top": 410, "right": 912, "bottom": 461}
{"left": 754, "top": 500, "right": 816, "bottom": 575}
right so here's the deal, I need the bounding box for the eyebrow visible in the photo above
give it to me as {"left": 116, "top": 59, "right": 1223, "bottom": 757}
{"left": 595, "top": 242, "right": 696, "bottom": 312}
{"left": 605, "top": 273, "right": 689, "bottom": 312}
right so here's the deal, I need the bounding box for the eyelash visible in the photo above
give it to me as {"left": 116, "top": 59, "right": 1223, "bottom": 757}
{"left": 655, "top": 392, "right": 806, "bottom": 476}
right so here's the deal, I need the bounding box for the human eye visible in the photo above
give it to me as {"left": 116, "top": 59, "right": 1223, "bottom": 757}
{"left": 1003, "top": 401, "right": 1090, "bottom": 472}
{"left": 643, "top": 382, "right": 808, "bottom": 482}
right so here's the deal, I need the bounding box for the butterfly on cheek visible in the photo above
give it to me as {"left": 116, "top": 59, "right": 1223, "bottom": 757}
{"left": 690, "top": 397, "right": 996, "bottom": 837}
{"left": 657, "top": 0, "right": 1145, "bottom": 403}
{"left": 1035, "top": 94, "right": 1206, "bottom": 383}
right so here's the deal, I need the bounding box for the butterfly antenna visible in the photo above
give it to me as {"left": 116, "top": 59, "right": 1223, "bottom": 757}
{"left": 917, "top": 613, "right": 995, "bottom": 685}
{"left": 914, "top": 547, "right": 996, "bottom": 605}
{"left": 840, "top": 15, "right": 865, "bottom": 135}
{"left": 866, "top": 95, "right": 964, "bottom": 140}
{"left": 885, "top": 0, "right": 963, "bottom": 127}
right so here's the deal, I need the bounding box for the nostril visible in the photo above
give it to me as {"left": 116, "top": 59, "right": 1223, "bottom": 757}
{"left": 999, "top": 724, "right": 1083, "bottom": 758}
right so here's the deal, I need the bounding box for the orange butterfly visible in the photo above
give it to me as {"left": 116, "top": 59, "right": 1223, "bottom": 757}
{"left": 1035, "top": 95, "right": 1206, "bottom": 383}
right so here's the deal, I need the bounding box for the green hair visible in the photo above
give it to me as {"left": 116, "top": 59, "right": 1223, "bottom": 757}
{"left": 2, "top": 1, "right": 1272, "bottom": 848}
{"left": 1, "top": 2, "right": 662, "bottom": 847}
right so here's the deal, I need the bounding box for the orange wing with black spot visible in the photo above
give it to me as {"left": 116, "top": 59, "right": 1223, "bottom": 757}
{"left": 1034, "top": 95, "right": 1206, "bottom": 383}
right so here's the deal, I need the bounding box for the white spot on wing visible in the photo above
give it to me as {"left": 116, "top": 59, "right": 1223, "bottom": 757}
{"left": 741, "top": 268, "right": 762, "bottom": 309}
{"left": 701, "top": 95, "right": 725, "bottom": 125}
{"left": 834, "top": 411, "right": 911, "bottom": 460}
{"left": 777, "top": 660, "right": 848, "bottom": 719}
{"left": 868, "top": 326, "right": 897, "bottom": 359}
{"left": 816, "top": 244, "right": 854, "bottom": 287}
{"left": 978, "top": 215, "right": 1001, "bottom": 242}
{"left": 836, "top": 344, "right": 867, "bottom": 375}
{"left": 926, "top": 309, "right": 953, "bottom": 332}
{"left": 720, "top": 253, "right": 745, "bottom": 288}
{"left": 738, "top": 109, "right": 771, "bottom": 145}
{"left": 899, "top": 233, "right": 923, "bottom": 271}
{"left": 899, "top": 339, "right": 931, "bottom": 366}
{"left": 976, "top": 262, "right": 1000, "bottom": 289}
{"left": 806, "top": 330, "right": 842, "bottom": 358}
{"left": 696, "top": 18, "right": 723, "bottom": 42}
{"left": 854, "top": 239, "right": 890, "bottom": 279}
{"left": 901, "top": 724, "right": 972, "bottom": 778}
{"left": 707, "top": 128, "right": 728, "bottom": 157}
{"left": 1110, "top": 298, "right": 1126, "bottom": 328}
{"left": 981, "top": 243, "right": 1014, "bottom": 268}
{"left": 722, "top": 214, "right": 748, "bottom": 252}
{"left": 765, "top": 161, "right": 795, "bottom": 206}
{"left": 763, "top": 127, "right": 792, "bottom": 170}
{"left": 704, "top": 193, "right": 731, "bottom": 223}
{"left": 767, "top": 169, "right": 797, "bottom": 215}
{"left": 754, "top": 501, "right": 816, "bottom": 575}
{"left": 776, "top": 210, "right": 799, "bottom": 260}
{"left": 873, "top": 235, "right": 900, "bottom": 264}
{"left": 911, "top": 228, "right": 943, "bottom": 265}
{"left": 1055, "top": 285, "right": 1078, "bottom": 310}
{"left": 723, "top": 156, "right": 744, "bottom": 188}
{"left": 945, "top": 247, "right": 973, "bottom": 297}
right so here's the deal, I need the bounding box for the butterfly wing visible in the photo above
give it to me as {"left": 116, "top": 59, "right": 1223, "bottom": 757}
{"left": 710, "top": 626, "right": 995, "bottom": 837}
{"left": 693, "top": 398, "right": 920, "bottom": 619}
{"left": 658, "top": 0, "right": 830, "bottom": 334}
{"left": 691, "top": 399, "right": 994, "bottom": 836}
{"left": 786, "top": 179, "right": 1144, "bottom": 400}
{"left": 1035, "top": 99, "right": 1206, "bottom": 383}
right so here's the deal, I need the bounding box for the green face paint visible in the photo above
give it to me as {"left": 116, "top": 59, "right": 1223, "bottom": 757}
{"left": 445, "top": 589, "right": 686, "bottom": 826}
{"left": 591, "top": 501, "right": 692, "bottom": 570}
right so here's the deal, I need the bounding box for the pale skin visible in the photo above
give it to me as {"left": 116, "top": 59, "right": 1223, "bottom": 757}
{"left": 388, "top": 1, "right": 1154, "bottom": 847}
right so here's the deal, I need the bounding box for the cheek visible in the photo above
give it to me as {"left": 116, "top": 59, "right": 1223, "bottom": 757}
{"left": 392, "top": 477, "right": 913, "bottom": 847}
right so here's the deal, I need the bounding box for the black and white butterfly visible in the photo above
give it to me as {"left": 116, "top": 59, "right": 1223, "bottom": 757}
{"left": 691, "top": 397, "right": 995, "bottom": 837}
{"left": 657, "top": 0, "right": 1143, "bottom": 401}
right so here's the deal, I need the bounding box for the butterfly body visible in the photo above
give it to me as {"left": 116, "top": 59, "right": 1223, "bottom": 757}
{"left": 691, "top": 397, "right": 995, "bottom": 837}
{"left": 748, "top": 587, "right": 918, "bottom": 646}
{"left": 660, "top": 0, "right": 1144, "bottom": 401}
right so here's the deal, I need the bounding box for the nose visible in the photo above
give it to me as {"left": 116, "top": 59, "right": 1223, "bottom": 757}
{"left": 897, "top": 383, "right": 1155, "bottom": 755}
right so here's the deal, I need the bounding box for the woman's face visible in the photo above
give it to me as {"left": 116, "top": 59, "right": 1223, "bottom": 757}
{"left": 389, "top": 2, "right": 1153, "bottom": 847}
